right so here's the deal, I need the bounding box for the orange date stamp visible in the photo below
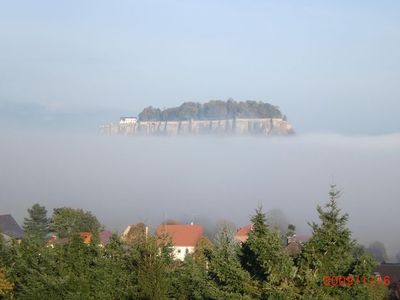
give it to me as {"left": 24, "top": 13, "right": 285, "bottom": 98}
{"left": 323, "top": 275, "right": 390, "bottom": 287}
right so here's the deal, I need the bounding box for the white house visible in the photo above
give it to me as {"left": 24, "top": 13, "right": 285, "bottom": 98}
{"left": 156, "top": 223, "right": 204, "bottom": 261}
{"left": 119, "top": 117, "right": 137, "bottom": 125}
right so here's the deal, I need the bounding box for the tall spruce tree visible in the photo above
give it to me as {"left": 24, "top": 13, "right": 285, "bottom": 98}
{"left": 23, "top": 203, "right": 49, "bottom": 241}
{"left": 170, "top": 254, "right": 210, "bottom": 300}
{"left": 132, "top": 235, "right": 173, "bottom": 300}
{"left": 206, "top": 222, "right": 257, "bottom": 299}
{"left": 300, "top": 186, "right": 354, "bottom": 277}
{"left": 240, "top": 208, "right": 297, "bottom": 299}
{"left": 297, "top": 185, "right": 384, "bottom": 299}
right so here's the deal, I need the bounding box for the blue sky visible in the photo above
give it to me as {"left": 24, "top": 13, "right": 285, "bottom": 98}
{"left": 0, "top": 1, "right": 399, "bottom": 133}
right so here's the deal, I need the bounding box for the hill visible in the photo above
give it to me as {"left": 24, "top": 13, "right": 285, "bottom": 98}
{"left": 138, "top": 99, "right": 285, "bottom": 122}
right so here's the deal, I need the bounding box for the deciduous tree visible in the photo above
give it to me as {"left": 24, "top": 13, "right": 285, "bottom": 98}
{"left": 49, "top": 207, "right": 101, "bottom": 238}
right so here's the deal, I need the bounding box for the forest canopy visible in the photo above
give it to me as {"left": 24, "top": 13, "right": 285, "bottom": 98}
{"left": 138, "top": 99, "right": 284, "bottom": 121}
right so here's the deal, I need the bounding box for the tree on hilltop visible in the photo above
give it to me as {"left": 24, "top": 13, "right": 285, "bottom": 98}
{"left": 138, "top": 100, "right": 283, "bottom": 121}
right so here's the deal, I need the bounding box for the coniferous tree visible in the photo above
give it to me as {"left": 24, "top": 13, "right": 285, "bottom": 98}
{"left": 23, "top": 203, "right": 49, "bottom": 241}
{"left": 206, "top": 222, "right": 258, "bottom": 299}
{"left": 240, "top": 208, "right": 297, "bottom": 299}
{"left": 170, "top": 254, "right": 210, "bottom": 300}
{"left": 298, "top": 185, "right": 354, "bottom": 298}
{"left": 131, "top": 235, "right": 173, "bottom": 300}
{"left": 297, "top": 185, "right": 384, "bottom": 299}
{"left": 300, "top": 186, "right": 354, "bottom": 276}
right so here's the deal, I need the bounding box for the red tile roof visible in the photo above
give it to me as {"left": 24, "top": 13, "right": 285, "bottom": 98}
{"left": 156, "top": 224, "right": 203, "bottom": 247}
{"left": 235, "top": 224, "right": 253, "bottom": 243}
{"left": 236, "top": 224, "right": 252, "bottom": 236}
{"left": 122, "top": 223, "right": 147, "bottom": 243}
{"left": 99, "top": 230, "right": 112, "bottom": 245}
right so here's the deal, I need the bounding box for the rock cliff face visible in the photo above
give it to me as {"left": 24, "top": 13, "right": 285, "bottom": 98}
{"left": 99, "top": 118, "right": 294, "bottom": 136}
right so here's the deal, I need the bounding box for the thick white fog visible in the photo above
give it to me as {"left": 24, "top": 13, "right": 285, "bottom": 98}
{"left": 1, "top": 131, "right": 399, "bottom": 257}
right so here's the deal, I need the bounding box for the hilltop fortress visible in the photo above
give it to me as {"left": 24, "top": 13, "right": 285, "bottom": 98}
{"left": 99, "top": 100, "right": 295, "bottom": 136}
{"left": 100, "top": 117, "right": 294, "bottom": 136}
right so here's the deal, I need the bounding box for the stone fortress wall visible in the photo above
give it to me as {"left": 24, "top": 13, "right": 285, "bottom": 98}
{"left": 99, "top": 117, "right": 294, "bottom": 136}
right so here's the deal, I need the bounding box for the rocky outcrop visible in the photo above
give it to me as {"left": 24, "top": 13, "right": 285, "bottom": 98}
{"left": 99, "top": 118, "right": 294, "bottom": 136}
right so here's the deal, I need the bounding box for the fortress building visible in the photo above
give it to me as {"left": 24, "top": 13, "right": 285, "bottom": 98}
{"left": 99, "top": 117, "right": 294, "bottom": 136}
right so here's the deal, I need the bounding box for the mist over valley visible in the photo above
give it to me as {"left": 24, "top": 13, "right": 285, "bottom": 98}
{"left": 1, "top": 130, "right": 399, "bottom": 257}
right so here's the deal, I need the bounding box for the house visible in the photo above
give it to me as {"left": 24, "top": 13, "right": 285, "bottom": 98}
{"left": 121, "top": 223, "right": 148, "bottom": 244}
{"left": 234, "top": 224, "right": 252, "bottom": 243}
{"left": 374, "top": 263, "right": 400, "bottom": 283}
{"left": 234, "top": 223, "right": 310, "bottom": 256}
{"left": 99, "top": 230, "right": 113, "bottom": 246}
{"left": 0, "top": 214, "right": 24, "bottom": 240}
{"left": 119, "top": 117, "right": 137, "bottom": 125}
{"left": 374, "top": 263, "right": 400, "bottom": 297}
{"left": 285, "top": 233, "right": 310, "bottom": 256}
{"left": 156, "top": 223, "right": 204, "bottom": 261}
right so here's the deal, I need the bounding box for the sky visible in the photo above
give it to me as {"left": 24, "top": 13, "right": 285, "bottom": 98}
{"left": 0, "top": 0, "right": 399, "bottom": 134}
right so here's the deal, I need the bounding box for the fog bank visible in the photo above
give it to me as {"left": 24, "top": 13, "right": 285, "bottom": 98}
{"left": 1, "top": 131, "right": 399, "bottom": 256}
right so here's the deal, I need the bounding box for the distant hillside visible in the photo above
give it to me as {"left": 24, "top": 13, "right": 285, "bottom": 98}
{"left": 138, "top": 100, "right": 285, "bottom": 122}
